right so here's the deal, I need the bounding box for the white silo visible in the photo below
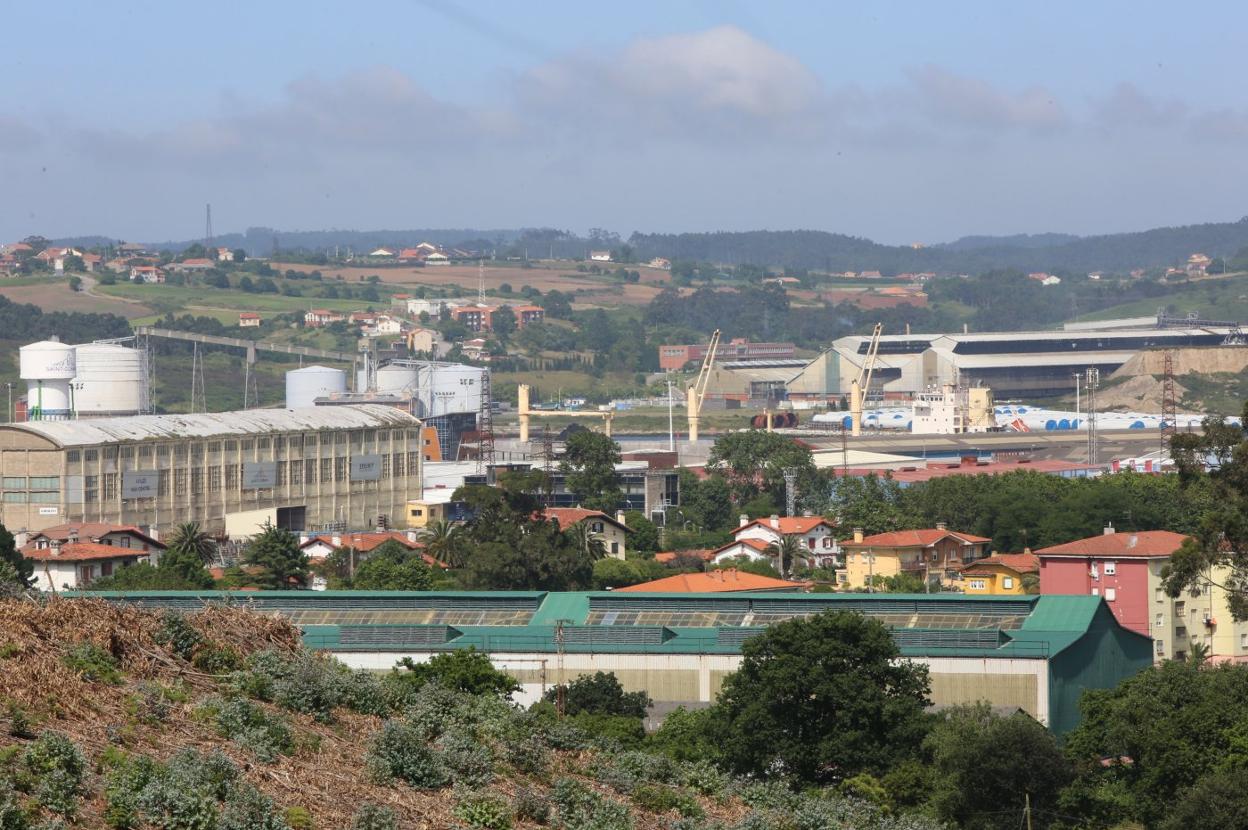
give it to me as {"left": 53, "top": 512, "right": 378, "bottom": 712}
{"left": 72, "top": 343, "right": 148, "bottom": 416}
{"left": 374, "top": 363, "right": 420, "bottom": 396}
{"left": 286, "top": 365, "right": 348, "bottom": 408}
{"left": 424, "top": 363, "right": 487, "bottom": 416}
{"left": 20, "top": 339, "right": 76, "bottom": 420}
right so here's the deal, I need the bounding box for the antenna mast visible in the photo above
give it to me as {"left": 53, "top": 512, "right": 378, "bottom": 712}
{"left": 205, "top": 203, "right": 214, "bottom": 250}
{"left": 1084, "top": 367, "right": 1099, "bottom": 465}
{"left": 1161, "top": 351, "right": 1177, "bottom": 453}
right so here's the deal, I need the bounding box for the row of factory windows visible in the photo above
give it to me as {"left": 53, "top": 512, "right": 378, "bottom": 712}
{"left": 2, "top": 453, "right": 419, "bottom": 503}
{"left": 61, "top": 430, "right": 421, "bottom": 464}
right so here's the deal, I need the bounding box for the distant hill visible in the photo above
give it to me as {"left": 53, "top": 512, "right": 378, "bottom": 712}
{"left": 938, "top": 232, "right": 1082, "bottom": 251}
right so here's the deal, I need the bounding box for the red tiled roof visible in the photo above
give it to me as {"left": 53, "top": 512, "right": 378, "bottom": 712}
{"left": 23, "top": 523, "right": 164, "bottom": 550}
{"left": 1036, "top": 531, "right": 1190, "bottom": 559}
{"left": 542, "top": 508, "right": 630, "bottom": 532}
{"left": 239, "top": 312, "right": 261, "bottom": 319}
{"left": 736, "top": 516, "right": 834, "bottom": 536}
{"left": 25, "top": 542, "right": 149, "bottom": 562}
{"left": 301, "top": 532, "right": 421, "bottom": 553}
{"left": 714, "top": 538, "right": 773, "bottom": 555}
{"left": 614, "top": 570, "right": 809, "bottom": 593}
{"left": 653, "top": 549, "right": 715, "bottom": 564}
{"left": 846, "top": 528, "right": 990, "bottom": 548}
{"left": 960, "top": 552, "right": 1039, "bottom": 575}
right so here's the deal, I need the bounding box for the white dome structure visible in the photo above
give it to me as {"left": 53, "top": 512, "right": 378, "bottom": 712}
{"left": 286, "top": 366, "right": 348, "bottom": 409}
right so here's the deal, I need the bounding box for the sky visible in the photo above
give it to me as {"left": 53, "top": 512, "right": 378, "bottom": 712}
{"left": 3, "top": 0, "right": 1248, "bottom": 245}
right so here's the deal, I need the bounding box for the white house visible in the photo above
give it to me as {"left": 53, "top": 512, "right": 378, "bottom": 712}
{"left": 369, "top": 247, "right": 396, "bottom": 258}
{"left": 589, "top": 251, "right": 612, "bottom": 262}
{"left": 26, "top": 541, "right": 157, "bottom": 591}
{"left": 712, "top": 515, "right": 840, "bottom": 569}
{"left": 424, "top": 252, "right": 450, "bottom": 266}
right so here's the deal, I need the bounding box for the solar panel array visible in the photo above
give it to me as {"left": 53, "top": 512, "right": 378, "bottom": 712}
{"left": 284, "top": 607, "right": 534, "bottom": 626}
{"left": 338, "top": 625, "right": 461, "bottom": 645}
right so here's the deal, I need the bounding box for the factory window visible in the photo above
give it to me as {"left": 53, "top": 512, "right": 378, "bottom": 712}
{"left": 84, "top": 476, "right": 98, "bottom": 502}
{"left": 225, "top": 441, "right": 238, "bottom": 451}
{"left": 241, "top": 440, "right": 255, "bottom": 451}
{"left": 84, "top": 450, "right": 98, "bottom": 462}
{"left": 2, "top": 493, "right": 26, "bottom": 503}
{"left": 208, "top": 442, "right": 221, "bottom": 454}
{"left": 103, "top": 447, "right": 118, "bottom": 460}
{"left": 335, "top": 432, "right": 346, "bottom": 445}
{"left": 392, "top": 453, "right": 405, "bottom": 478}
{"left": 120, "top": 447, "right": 134, "bottom": 459}
{"left": 288, "top": 460, "right": 302, "bottom": 485}
{"left": 320, "top": 458, "right": 332, "bottom": 483}
{"left": 28, "top": 477, "right": 59, "bottom": 489}
{"left": 138, "top": 447, "right": 153, "bottom": 461}
{"left": 289, "top": 435, "right": 303, "bottom": 451}
{"left": 334, "top": 458, "right": 347, "bottom": 482}
{"left": 190, "top": 470, "right": 202, "bottom": 495}
{"left": 304, "top": 461, "right": 316, "bottom": 485}
{"left": 364, "top": 430, "right": 377, "bottom": 444}
{"left": 381, "top": 456, "right": 390, "bottom": 479}
{"left": 390, "top": 430, "right": 401, "bottom": 441}
{"left": 66, "top": 451, "right": 80, "bottom": 463}
{"left": 208, "top": 468, "right": 221, "bottom": 493}
{"left": 174, "top": 446, "right": 188, "bottom": 460}
{"left": 304, "top": 434, "right": 318, "bottom": 447}
{"left": 29, "top": 492, "right": 58, "bottom": 504}
{"left": 190, "top": 444, "right": 204, "bottom": 461}
{"left": 257, "top": 438, "right": 270, "bottom": 450}
{"left": 102, "top": 474, "right": 117, "bottom": 500}
{"left": 158, "top": 470, "right": 170, "bottom": 497}
{"left": 2, "top": 477, "right": 25, "bottom": 489}
{"left": 407, "top": 452, "right": 419, "bottom": 476}
{"left": 275, "top": 463, "right": 286, "bottom": 486}
{"left": 173, "top": 470, "right": 187, "bottom": 496}
{"left": 225, "top": 465, "right": 238, "bottom": 490}
{"left": 407, "top": 430, "right": 420, "bottom": 441}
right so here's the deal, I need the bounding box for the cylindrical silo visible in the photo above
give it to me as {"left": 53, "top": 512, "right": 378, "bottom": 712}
{"left": 374, "top": 364, "right": 420, "bottom": 395}
{"left": 286, "top": 365, "right": 347, "bottom": 408}
{"left": 424, "top": 364, "right": 487, "bottom": 416}
{"left": 72, "top": 343, "right": 148, "bottom": 416}
{"left": 20, "top": 339, "right": 76, "bottom": 420}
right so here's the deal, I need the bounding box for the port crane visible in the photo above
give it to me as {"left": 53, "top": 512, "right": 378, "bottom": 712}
{"left": 849, "top": 323, "right": 882, "bottom": 437}
{"left": 686, "top": 329, "right": 721, "bottom": 443}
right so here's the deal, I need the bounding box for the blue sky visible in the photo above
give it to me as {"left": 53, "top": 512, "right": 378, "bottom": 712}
{"left": 4, "top": 1, "right": 1247, "bottom": 243}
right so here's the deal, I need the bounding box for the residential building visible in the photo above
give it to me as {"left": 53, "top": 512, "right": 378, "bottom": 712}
{"left": 544, "top": 507, "right": 630, "bottom": 559}
{"left": 959, "top": 552, "right": 1039, "bottom": 595}
{"left": 711, "top": 515, "right": 839, "bottom": 569}
{"left": 21, "top": 522, "right": 164, "bottom": 554}
{"left": 403, "top": 298, "right": 462, "bottom": 319}
{"left": 304, "top": 309, "right": 346, "bottom": 327}
{"left": 658, "top": 338, "right": 796, "bottom": 371}
{"left": 614, "top": 570, "right": 808, "bottom": 593}
{"left": 406, "top": 328, "right": 438, "bottom": 355}
{"left": 0, "top": 405, "right": 423, "bottom": 537}
{"left": 369, "top": 248, "right": 396, "bottom": 258}
{"left": 839, "top": 525, "right": 991, "bottom": 589}
{"left": 216, "top": 248, "right": 234, "bottom": 262}
{"left": 129, "top": 265, "right": 164, "bottom": 283}
{"left": 589, "top": 251, "right": 612, "bottom": 262}
{"left": 1037, "top": 527, "right": 1196, "bottom": 657}
{"left": 648, "top": 257, "right": 671, "bottom": 270}
{"left": 424, "top": 252, "right": 450, "bottom": 265}
{"left": 451, "top": 305, "right": 492, "bottom": 332}
{"left": 109, "top": 591, "right": 1154, "bottom": 733}
{"left": 238, "top": 313, "right": 261, "bottom": 328}
{"left": 27, "top": 540, "right": 159, "bottom": 591}
{"left": 514, "top": 305, "right": 545, "bottom": 327}
{"left": 167, "top": 258, "right": 214, "bottom": 273}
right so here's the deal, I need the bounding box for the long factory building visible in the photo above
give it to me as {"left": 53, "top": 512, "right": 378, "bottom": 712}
{"left": 0, "top": 405, "right": 423, "bottom": 537}
{"left": 90, "top": 590, "right": 1152, "bottom": 733}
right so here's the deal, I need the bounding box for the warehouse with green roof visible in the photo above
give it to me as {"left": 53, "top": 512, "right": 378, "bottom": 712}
{"left": 87, "top": 590, "right": 1152, "bottom": 733}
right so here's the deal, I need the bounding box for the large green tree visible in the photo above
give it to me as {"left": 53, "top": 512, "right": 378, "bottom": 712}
{"left": 710, "top": 610, "right": 931, "bottom": 784}
{"left": 560, "top": 430, "right": 622, "bottom": 511}
{"left": 923, "top": 704, "right": 1072, "bottom": 830}
{"left": 241, "top": 523, "right": 308, "bottom": 589}
{"left": 706, "top": 431, "right": 818, "bottom": 509}
{"left": 0, "top": 523, "right": 34, "bottom": 588}
{"left": 349, "top": 540, "right": 432, "bottom": 590}
{"left": 674, "top": 470, "right": 735, "bottom": 532}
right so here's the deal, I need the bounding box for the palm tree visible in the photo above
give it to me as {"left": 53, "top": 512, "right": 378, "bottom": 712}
{"left": 167, "top": 522, "right": 218, "bottom": 566}
{"left": 1187, "top": 641, "right": 1211, "bottom": 666}
{"left": 765, "top": 534, "right": 806, "bottom": 580}
{"left": 571, "top": 522, "right": 608, "bottom": 561}
{"left": 418, "top": 519, "right": 465, "bottom": 568}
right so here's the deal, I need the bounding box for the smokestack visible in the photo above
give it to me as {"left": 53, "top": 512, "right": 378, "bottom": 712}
{"left": 769, "top": 514, "right": 780, "bottom": 530}
{"left": 853, "top": 528, "right": 864, "bottom": 544}
{"left": 50, "top": 540, "right": 61, "bottom": 557}
{"left": 615, "top": 510, "right": 627, "bottom": 527}
{"left": 1103, "top": 522, "right": 1114, "bottom": 536}
{"left": 936, "top": 522, "right": 947, "bottom": 531}
{"left": 739, "top": 514, "right": 749, "bottom": 528}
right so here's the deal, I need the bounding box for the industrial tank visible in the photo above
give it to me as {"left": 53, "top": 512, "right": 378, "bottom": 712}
{"left": 20, "top": 339, "right": 76, "bottom": 420}
{"left": 374, "top": 364, "right": 419, "bottom": 396}
{"left": 286, "top": 366, "right": 348, "bottom": 408}
{"left": 72, "top": 343, "right": 148, "bottom": 416}
{"left": 422, "top": 364, "right": 487, "bottom": 416}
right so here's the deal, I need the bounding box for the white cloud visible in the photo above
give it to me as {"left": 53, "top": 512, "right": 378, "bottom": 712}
{"left": 906, "top": 65, "right": 1067, "bottom": 132}
{"left": 1092, "top": 83, "right": 1187, "bottom": 128}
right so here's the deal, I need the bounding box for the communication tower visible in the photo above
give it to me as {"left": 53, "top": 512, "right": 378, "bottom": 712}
{"left": 1161, "top": 352, "right": 1177, "bottom": 452}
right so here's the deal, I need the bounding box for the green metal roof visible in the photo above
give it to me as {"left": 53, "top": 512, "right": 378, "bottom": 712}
{"left": 77, "top": 590, "right": 1138, "bottom": 660}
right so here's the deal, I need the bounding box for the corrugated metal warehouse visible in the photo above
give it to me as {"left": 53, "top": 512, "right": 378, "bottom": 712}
{"left": 0, "top": 405, "right": 423, "bottom": 536}
{"left": 92, "top": 591, "right": 1152, "bottom": 733}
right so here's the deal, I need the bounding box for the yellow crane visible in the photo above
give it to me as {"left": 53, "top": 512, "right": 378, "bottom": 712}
{"left": 686, "top": 329, "right": 721, "bottom": 443}
{"left": 849, "top": 323, "right": 882, "bottom": 437}
{"left": 517, "top": 384, "right": 614, "bottom": 443}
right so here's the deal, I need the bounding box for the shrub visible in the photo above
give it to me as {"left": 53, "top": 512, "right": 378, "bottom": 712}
{"left": 504, "top": 733, "right": 551, "bottom": 777}
{"left": 104, "top": 754, "right": 161, "bottom": 830}
{"left": 453, "top": 791, "right": 512, "bottom": 830}
{"left": 218, "top": 784, "right": 288, "bottom": 830}
{"left": 283, "top": 807, "right": 312, "bottom": 830}
{"left": 386, "top": 650, "right": 519, "bottom": 703}
{"left": 348, "top": 804, "right": 395, "bottom": 830}
{"left": 442, "top": 734, "right": 494, "bottom": 787}
{"left": 541, "top": 672, "right": 650, "bottom": 718}
{"left": 513, "top": 787, "right": 550, "bottom": 825}
{"left": 208, "top": 698, "right": 293, "bottom": 763}
{"left": 0, "top": 780, "right": 27, "bottom": 830}
{"left": 23, "top": 732, "right": 85, "bottom": 817}
{"left": 134, "top": 750, "right": 240, "bottom": 830}
{"left": 6, "top": 703, "right": 33, "bottom": 739}
{"left": 192, "top": 645, "right": 241, "bottom": 675}
{"left": 550, "top": 778, "right": 633, "bottom": 830}
{"left": 234, "top": 651, "right": 387, "bottom": 720}
{"left": 154, "top": 612, "right": 203, "bottom": 660}
{"left": 365, "top": 721, "right": 449, "bottom": 789}
{"left": 62, "top": 642, "right": 122, "bottom": 684}
{"left": 678, "top": 762, "right": 730, "bottom": 798}
{"left": 631, "top": 784, "right": 703, "bottom": 819}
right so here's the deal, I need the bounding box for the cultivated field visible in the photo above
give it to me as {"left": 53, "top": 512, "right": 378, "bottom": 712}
{"left": 0, "top": 280, "right": 154, "bottom": 319}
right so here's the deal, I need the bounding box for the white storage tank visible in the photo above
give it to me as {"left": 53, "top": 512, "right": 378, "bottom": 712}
{"left": 72, "top": 343, "right": 148, "bottom": 416}
{"left": 20, "top": 339, "right": 76, "bottom": 420}
{"left": 374, "top": 364, "right": 420, "bottom": 396}
{"left": 286, "top": 365, "right": 347, "bottom": 408}
{"left": 423, "top": 363, "right": 487, "bottom": 416}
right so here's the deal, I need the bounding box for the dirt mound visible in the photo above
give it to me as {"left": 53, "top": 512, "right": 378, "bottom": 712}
{"left": 1096, "top": 373, "right": 1191, "bottom": 412}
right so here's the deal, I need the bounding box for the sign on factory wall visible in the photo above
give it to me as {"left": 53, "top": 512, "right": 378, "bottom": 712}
{"left": 242, "top": 461, "right": 278, "bottom": 489}
{"left": 122, "top": 470, "right": 159, "bottom": 499}
{"left": 350, "top": 454, "right": 382, "bottom": 481}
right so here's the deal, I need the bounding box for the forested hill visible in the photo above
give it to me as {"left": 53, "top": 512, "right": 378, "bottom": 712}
{"left": 629, "top": 217, "right": 1248, "bottom": 273}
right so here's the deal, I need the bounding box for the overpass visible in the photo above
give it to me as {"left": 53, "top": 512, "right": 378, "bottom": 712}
{"left": 134, "top": 326, "right": 356, "bottom": 364}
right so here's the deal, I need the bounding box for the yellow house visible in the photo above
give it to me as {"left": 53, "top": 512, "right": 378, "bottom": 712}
{"left": 839, "top": 526, "right": 992, "bottom": 590}
{"left": 958, "top": 553, "right": 1039, "bottom": 595}
{"left": 545, "top": 508, "right": 631, "bottom": 560}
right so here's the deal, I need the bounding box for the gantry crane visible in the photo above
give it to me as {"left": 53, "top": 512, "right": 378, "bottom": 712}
{"left": 849, "top": 323, "right": 882, "bottom": 437}
{"left": 686, "top": 329, "right": 721, "bottom": 443}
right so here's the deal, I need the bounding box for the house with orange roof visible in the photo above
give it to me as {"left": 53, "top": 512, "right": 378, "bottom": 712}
{"left": 613, "top": 568, "right": 808, "bottom": 594}
{"left": 542, "top": 507, "right": 631, "bottom": 559}
{"left": 713, "top": 514, "right": 839, "bottom": 569}
{"left": 20, "top": 522, "right": 164, "bottom": 555}
{"left": 129, "top": 265, "right": 165, "bottom": 283}
{"left": 959, "top": 551, "right": 1039, "bottom": 595}
{"left": 26, "top": 540, "right": 161, "bottom": 591}
{"left": 239, "top": 312, "right": 261, "bottom": 328}
{"left": 304, "top": 309, "right": 346, "bottom": 327}
{"left": 839, "top": 524, "right": 991, "bottom": 589}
